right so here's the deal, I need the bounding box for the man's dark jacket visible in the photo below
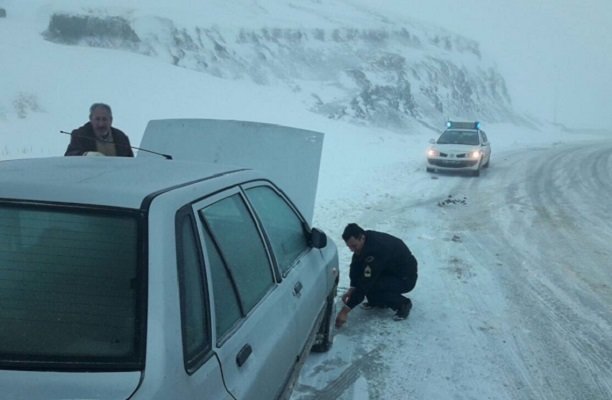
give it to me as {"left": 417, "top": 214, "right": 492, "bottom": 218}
{"left": 347, "top": 230, "right": 418, "bottom": 308}
{"left": 64, "top": 122, "right": 134, "bottom": 157}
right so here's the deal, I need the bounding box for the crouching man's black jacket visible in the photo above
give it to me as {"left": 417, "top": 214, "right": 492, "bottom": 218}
{"left": 346, "top": 230, "right": 418, "bottom": 309}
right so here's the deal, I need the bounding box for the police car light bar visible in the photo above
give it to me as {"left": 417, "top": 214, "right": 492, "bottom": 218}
{"left": 447, "top": 121, "right": 481, "bottom": 130}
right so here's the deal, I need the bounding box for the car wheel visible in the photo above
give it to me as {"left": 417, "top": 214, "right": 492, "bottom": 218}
{"left": 472, "top": 168, "right": 480, "bottom": 177}
{"left": 426, "top": 167, "right": 434, "bottom": 173}
{"left": 311, "top": 288, "right": 336, "bottom": 353}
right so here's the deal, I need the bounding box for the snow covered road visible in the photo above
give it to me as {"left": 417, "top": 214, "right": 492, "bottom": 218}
{"left": 292, "top": 139, "right": 612, "bottom": 400}
{"left": 459, "top": 140, "right": 612, "bottom": 399}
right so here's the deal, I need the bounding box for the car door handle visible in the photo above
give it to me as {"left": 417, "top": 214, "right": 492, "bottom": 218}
{"left": 236, "top": 344, "right": 252, "bottom": 367}
{"left": 293, "top": 281, "right": 303, "bottom": 297}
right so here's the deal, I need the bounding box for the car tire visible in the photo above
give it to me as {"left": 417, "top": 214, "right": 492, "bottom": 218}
{"left": 311, "top": 288, "right": 336, "bottom": 353}
{"left": 426, "top": 167, "right": 434, "bottom": 173}
{"left": 472, "top": 168, "right": 480, "bottom": 177}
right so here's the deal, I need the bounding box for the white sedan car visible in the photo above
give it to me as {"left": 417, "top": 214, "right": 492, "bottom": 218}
{"left": 426, "top": 121, "right": 491, "bottom": 177}
{"left": 0, "top": 120, "right": 339, "bottom": 400}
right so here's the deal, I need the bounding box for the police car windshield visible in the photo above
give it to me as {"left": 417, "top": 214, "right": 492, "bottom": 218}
{"left": 437, "top": 130, "right": 479, "bottom": 146}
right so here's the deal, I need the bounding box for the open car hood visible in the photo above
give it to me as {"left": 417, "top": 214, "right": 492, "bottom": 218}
{"left": 138, "top": 119, "right": 324, "bottom": 224}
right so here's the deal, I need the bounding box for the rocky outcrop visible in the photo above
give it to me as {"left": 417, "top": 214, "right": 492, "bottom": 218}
{"left": 44, "top": 12, "right": 522, "bottom": 131}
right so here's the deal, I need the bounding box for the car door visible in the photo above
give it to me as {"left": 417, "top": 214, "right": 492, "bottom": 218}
{"left": 193, "top": 188, "right": 299, "bottom": 400}
{"left": 480, "top": 130, "right": 491, "bottom": 162}
{"left": 136, "top": 204, "right": 233, "bottom": 400}
{"left": 242, "top": 182, "right": 329, "bottom": 352}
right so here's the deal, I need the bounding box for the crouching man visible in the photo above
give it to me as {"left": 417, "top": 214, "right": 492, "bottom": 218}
{"left": 335, "top": 223, "right": 418, "bottom": 328}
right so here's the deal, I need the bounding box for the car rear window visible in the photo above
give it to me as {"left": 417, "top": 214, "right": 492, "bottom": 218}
{"left": 0, "top": 203, "right": 142, "bottom": 370}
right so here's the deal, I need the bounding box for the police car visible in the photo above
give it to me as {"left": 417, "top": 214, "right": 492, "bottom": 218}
{"left": 426, "top": 121, "right": 491, "bottom": 177}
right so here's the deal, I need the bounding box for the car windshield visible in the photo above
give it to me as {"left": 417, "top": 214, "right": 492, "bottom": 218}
{"left": 436, "top": 130, "right": 480, "bottom": 146}
{"left": 0, "top": 203, "right": 143, "bottom": 371}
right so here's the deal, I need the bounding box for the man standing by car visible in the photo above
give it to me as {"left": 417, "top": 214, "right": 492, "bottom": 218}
{"left": 335, "top": 223, "right": 418, "bottom": 328}
{"left": 65, "top": 103, "right": 134, "bottom": 157}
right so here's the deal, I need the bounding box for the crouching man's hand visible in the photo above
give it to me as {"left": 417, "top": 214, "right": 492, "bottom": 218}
{"left": 335, "top": 306, "right": 351, "bottom": 328}
{"left": 341, "top": 287, "right": 355, "bottom": 304}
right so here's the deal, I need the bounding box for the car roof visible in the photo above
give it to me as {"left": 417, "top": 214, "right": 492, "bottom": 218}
{"left": 0, "top": 157, "right": 253, "bottom": 209}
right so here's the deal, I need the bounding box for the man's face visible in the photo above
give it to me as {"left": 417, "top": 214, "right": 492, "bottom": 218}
{"left": 345, "top": 235, "right": 365, "bottom": 254}
{"left": 89, "top": 107, "right": 112, "bottom": 138}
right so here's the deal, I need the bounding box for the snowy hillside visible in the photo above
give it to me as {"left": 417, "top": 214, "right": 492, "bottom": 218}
{"left": 5, "top": 0, "right": 522, "bottom": 133}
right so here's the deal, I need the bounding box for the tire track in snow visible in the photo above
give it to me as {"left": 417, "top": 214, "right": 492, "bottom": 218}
{"left": 292, "top": 346, "right": 383, "bottom": 400}
{"left": 458, "top": 140, "right": 612, "bottom": 399}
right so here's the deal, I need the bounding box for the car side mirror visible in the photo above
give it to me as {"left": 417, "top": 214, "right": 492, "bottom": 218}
{"left": 309, "top": 227, "right": 327, "bottom": 249}
{"left": 428, "top": 138, "right": 436, "bottom": 144}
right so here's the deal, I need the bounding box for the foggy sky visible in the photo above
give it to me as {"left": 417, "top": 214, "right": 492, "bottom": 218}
{"left": 370, "top": 0, "right": 612, "bottom": 130}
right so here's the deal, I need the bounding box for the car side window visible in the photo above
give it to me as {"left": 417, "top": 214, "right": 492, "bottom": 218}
{"left": 245, "top": 186, "right": 309, "bottom": 274}
{"left": 200, "top": 194, "right": 274, "bottom": 315}
{"left": 481, "top": 131, "right": 488, "bottom": 143}
{"left": 201, "top": 226, "right": 242, "bottom": 341}
{"left": 176, "top": 210, "right": 211, "bottom": 373}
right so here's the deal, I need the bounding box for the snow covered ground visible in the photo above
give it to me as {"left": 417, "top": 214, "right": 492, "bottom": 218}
{"left": 2, "top": 1, "right": 612, "bottom": 399}
{"left": 294, "top": 125, "right": 612, "bottom": 400}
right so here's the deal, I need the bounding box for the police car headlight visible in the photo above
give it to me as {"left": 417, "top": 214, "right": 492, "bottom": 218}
{"left": 427, "top": 148, "right": 440, "bottom": 157}
{"left": 469, "top": 150, "right": 481, "bottom": 159}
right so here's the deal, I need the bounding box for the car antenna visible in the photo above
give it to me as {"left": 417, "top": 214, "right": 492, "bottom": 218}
{"left": 60, "top": 130, "right": 173, "bottom": 160}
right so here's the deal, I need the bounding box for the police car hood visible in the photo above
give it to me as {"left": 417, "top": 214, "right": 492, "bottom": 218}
{"left": 435, "top": 143, "right": 480, "bottom": 153}
{"left": 138, "top": 119, "right": 324, "bottom": 224}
